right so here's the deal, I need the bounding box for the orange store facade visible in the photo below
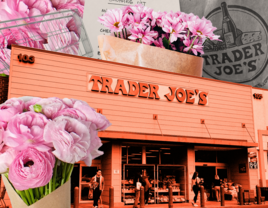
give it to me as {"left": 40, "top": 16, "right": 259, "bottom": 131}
{"left": 6, "top": 45, "right": 267, "bottom": 206}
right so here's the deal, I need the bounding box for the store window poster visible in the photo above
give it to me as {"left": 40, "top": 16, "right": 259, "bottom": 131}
{"left": 83, "top": 0, "right": 181, "bottom": 59}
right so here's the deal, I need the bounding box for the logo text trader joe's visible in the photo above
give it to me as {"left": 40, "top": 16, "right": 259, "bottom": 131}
{"left": 88, "top": 75, "right": 208, "bottom": 106}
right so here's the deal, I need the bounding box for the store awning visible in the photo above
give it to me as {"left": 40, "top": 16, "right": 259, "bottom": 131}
{"left": 99, "top": 131, "right": 258, "bottom": 148}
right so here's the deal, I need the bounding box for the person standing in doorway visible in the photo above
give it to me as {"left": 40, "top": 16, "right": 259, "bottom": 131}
{"left": 92, "top": 169, "right": 105, "bottom": 208}
{"left": 191, "top": 172, "right": 201, "bottom": 207}
{"left": 214, "top": 175, "right": 221, "bottom": 201}
{"left": 141, "top": 170, "right": 152, "bottom": 205}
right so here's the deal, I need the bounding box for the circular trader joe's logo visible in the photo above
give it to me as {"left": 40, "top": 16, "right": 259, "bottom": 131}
{"left": 203, "top": 2, "right": 268, "bottom": 86}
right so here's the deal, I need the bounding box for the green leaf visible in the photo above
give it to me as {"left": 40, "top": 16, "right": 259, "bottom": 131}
{"left": 162, "top": 37, "right": 170, "bottom": 49}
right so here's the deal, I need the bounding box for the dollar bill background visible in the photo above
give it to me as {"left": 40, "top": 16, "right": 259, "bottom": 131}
{"left": 180, "top": 0, "right": 268, "bottom": 89}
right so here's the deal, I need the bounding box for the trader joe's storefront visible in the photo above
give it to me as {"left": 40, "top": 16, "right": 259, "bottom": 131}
{"left": 7, "top": 45, "right": 258, "bottom": 206}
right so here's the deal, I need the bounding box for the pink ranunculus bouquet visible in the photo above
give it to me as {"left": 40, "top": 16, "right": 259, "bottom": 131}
{"left": 98, "top": 4, "right": 220, "bottom": 56}
{"left": 0, "top": 96, "right": 111, "bottom": 206}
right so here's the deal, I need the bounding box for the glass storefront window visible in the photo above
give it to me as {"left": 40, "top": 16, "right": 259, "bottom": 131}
{"left": 80, "top": 166, "right": 98, "bottom": 202}
{"left": 160, "top": 147, "right": 172, "bottom": 164}
{"left": 195, "top": 150, "right": 217, "bottom": 162}
{"left": 122, "top": 146, "right": 127, "bottom": 165}
{"left": 128, "top": 146, "right": 142, "bottom": 164}
{"left": 217, "top": 151, "right": 229, "bottom": 163}
{"left": 146, "top": 147, "right": 159, "bottom": 164}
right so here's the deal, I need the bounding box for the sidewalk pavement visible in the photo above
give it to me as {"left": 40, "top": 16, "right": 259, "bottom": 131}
{"left": 71, "top": 200, "right": 267, "bottom": 208}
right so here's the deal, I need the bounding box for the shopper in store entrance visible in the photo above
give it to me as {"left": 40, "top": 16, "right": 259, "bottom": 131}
{"left": 191, "top": 172, "right": 201, "bottom": 207}
{"left": 92, "top": 169, "right": 105, "bottom": 208}
{"left": 141, "top": 170, "right": 152, "bottom": 205}
{"left": 213, "top": 175, "right": 221, "bottom": 201}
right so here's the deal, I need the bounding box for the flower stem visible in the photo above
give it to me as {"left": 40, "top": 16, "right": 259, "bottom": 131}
{"left": 52, "top": 158, "right": 58, "bottom": 191}
{"left": 45, "top": 183, "right": 49, "bottom": 196}
{"left": 49, "top": 177, "right": 52, "bottom": 194}
{"left": 65, "top": 164, "right": 74, "bottom": 182}
{"left": 24, "top": 189, "right": 33, "bottom": 205}
{"left": 122, "top": 29, "right": 125, "bottom": 39}
{"left": 28, "top": 189, "right": 35, "bottom": 203}
{"left": 61, "top": 162, "right": 67, "bottom": 185}
{"left": 39, "top": 186, "right": 44, "bottom": 198}
{"left": 114, "top": 32, "right": 117, "bottom": 37}
{"left": 125, "top": 28, "right": 127, "bottom": 39}
{"left": 187, "top": 36, "right": 198, "bottom": 54}
{"left": 34, "top": 188, "right": 40, "bottom": 200}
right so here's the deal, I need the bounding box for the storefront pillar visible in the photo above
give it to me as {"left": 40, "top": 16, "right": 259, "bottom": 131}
{"left": 187, "top": 145, "right": 195, "bottom": 202}
{"left": 257, "top": 130, "right": 267, "bottom": 187}
{"left": 111, "top": 142, "right": 124, "bottom": 206}
{"left": 142, "top": 146, "right": 146, "bottom": 164}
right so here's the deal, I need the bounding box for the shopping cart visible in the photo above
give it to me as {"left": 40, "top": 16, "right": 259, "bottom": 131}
{"left": 0, "top": 9, "right": 93, "bottom": 75}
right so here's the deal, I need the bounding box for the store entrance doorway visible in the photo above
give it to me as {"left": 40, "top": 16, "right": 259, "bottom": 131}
{"left": 195, "top": 166, "right": 215, "bottom": 190}
{"left": 217, "top": 168, "right": 228, "bottom": 181}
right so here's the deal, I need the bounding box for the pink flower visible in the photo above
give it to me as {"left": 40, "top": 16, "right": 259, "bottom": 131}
{"left": 21, "top": 0, "right": 54, "bottom": 15}
{"left": 0, "top": 98, "right": 24, "bottom": 129}
{"left": 183, "top": 37, "right": 204, "bottom": 55}
{"left": 51, "top": 0, "right": 84, "bottom": 8}
{"left": 162, "top": 13, "right": 186, "bottom": 43}
{"left": 0, "top": 0, "right": 29, "bottom": 19}
{"left": 129, "top": 26, "right": 158, "bottom": 45}
{"left": 0, "top": 128, "right": 4, "bottom": 152}
{"left": 0, "top": 146, "right": 18, "bottom": 173}
{"left": 151, "top": 11, "right": 167, "bottom": 28}
{"left": 40, "top": 11, "right": 79, "bottom": 54}
{"left": 71, "top": 100, "right": 111, "bottom": 131}
{"left": 43, "top": 116, "right": 90, "bottom": 163}
{"left": 1, "top": 27, "right": 45, "bottom": 49}
{"left": 52, "top": 108, "right": 87, "bottom": 120}
{"left": 57, "top": 4, "right": 84, "bottom": 17}
{"left": 180, "top": 12, "right": 199, "bottom": 27}
{"left": 24, "top": 97, "right": 42, "bottom": 111}
{"left": 153, "top": 37, "right": 165, "bottom": 48}
{"left": 188, "top": 18, "right": 217, "bottom": 39}
{"left": 29, "top": 97, "right": 66, "bottom": 119}
{"left": 98, "top": 9, "right": 124, "bottom": 32}
{"left": 81, "top": 123, "right": 103, "bottom": 166}
{"left": 3, "top": 111, "right": 51, "bottom": 152}
{"left": 0, "top": 49, "right": 11, "bottom": 75}
{"left": 9, "top": 148, "right": 55, "bottom": 190}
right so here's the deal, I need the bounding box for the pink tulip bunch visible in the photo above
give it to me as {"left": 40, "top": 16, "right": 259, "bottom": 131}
{"left": 0, "top": 96, "right": 110, "bottom": 205}
{"left": 98, "top": 4, "right": 220, "bottom": 56}
{"left": 0, "top": 0, "right": 85, "bottom": 76}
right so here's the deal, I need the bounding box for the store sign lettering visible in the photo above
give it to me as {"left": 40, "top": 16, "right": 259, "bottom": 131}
{"left": 88, "top": 75, "right": 208, "bottom": 106}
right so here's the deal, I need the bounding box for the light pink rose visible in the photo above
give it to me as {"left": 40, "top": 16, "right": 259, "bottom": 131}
{"left": 0, "top": 128, "right": 4, "bottom": 152}
{"left": 24, "top": 97, "right": 42, "bottom": 111}
{"left": 52, "top": 108, "right": 87, "bottom": 120}
{"left": 73, "top": 101, "right": 111, "bottom": 131}
{"left": 43, "top": 116, "right": 90, "bottom": 163}
{"left": 0, "top": 98, "right": 24, "bottom": 129}
{"left": 54, "top": 99, "right": 111, "bottom": 130}
{"left": 0, "top": 146, "right": 18, "bottom": 173}
{"left": 29, "top": 97, "right": 66, "bottom": 119}
{"left": 3, "top": 111, "right": 51, "bottom": 152}
{"left": 9, "top": 148, "right": 55, "bottom": 190}
{"left": 81, "top": 123, "right": 103, "bottom": 166}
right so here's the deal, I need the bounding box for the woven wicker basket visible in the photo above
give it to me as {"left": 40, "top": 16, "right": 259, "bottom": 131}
{"left": 0, "top": 76, "right": 9, "bottom": 104}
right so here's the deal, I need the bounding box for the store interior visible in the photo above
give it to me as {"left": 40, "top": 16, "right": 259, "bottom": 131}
{"left": 121, "top": 145, "right": 186, "bottom": 204}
